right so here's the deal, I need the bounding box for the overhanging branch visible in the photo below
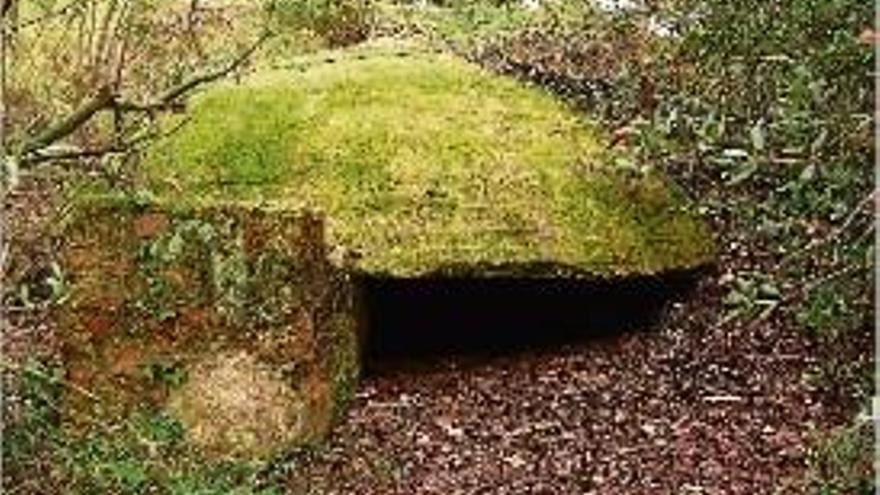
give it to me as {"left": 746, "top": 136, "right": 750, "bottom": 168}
{"left": 18, "top": 30, "right": 271, "bottom": 163}
{"left": 21, "top": 85, "right": 114, "bottom": 154}
{"left": 22, "top": 116, "right": 192, "bottom": 166}
{"left": 156, "top": 30, "right": 270, "bottom": 104}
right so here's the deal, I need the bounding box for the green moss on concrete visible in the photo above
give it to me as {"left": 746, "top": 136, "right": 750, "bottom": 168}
{"left": 145, "top": 42, "right": 713, "bottom": 277}
{"left": 57, "top": 201, "right": 360, "bottom": 463}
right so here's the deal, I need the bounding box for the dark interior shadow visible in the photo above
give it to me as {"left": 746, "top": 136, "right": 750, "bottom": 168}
{"left": 360, "top": 269, "right": 702, "bottom": 374}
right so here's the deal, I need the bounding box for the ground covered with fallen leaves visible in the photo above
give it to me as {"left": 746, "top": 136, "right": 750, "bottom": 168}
{"left": 5, "top": 161, "right": 870, "bottom": 495}
{"left": 273, "top": 279, "right": 827, "bottom": 495}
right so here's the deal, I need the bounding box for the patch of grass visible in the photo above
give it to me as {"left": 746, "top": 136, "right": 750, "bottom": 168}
{"left": 144, "top": 42, "right": 713, "bottom": 277}
{"left": 375, "top": 0, "right": 598, "bottom": 52}
{"left": 1, "top": 359, "right": 282, "bottom": 494}
{"left": 806, "top": 411, "right": 875, "bottom": 495}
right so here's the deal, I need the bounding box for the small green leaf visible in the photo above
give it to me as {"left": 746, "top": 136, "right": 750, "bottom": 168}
{"left": 799, "top": 163, "right": 817, "bottom": 183}
{"left": 750, "top": 121, "right": 766, "bottom": 152}
{"left": 722, "top": 148, "right": 749, "bottom": 160}
{"left": 727, "top": 161, "right": 758, "bottom": 185}
{"left": 810, "top": 129, "right": 828, "bottom": 155}
{"left": 759, "top": 282, "right": 781, "bottom": 299}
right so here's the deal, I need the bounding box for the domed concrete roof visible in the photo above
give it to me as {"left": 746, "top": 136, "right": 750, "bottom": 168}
{"left": 144, "top": 43, "right": 713, "bottom": 277}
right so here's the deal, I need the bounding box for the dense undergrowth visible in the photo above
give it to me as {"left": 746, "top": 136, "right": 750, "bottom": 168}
{"left": 458, "top": 1, "right": 874, "bottom": 492}
{"left": 2, "top": 0, "right": 875, "bottom": 493}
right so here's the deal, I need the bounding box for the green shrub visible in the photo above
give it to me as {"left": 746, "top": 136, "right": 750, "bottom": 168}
{"left": 667, "top": 0, "right": 873, "bottom": 166}
{"left": 806, "top": 413, "right": 874, "bottom": 495}
{"left": 267, "top": 0, "right": 374, "bottom": 47}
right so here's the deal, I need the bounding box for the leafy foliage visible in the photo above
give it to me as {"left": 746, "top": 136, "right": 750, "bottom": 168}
{"left": 268, "top": 0, "right": 375, "bottom": 47}
{"left": 1, "top": 360, "right": 277, "bottom": 494}
{"left": 466, "top": 1, "right": 872, "bottom": 489}
{"left": 806, "top": 413, "right": 875, "bottom": 495}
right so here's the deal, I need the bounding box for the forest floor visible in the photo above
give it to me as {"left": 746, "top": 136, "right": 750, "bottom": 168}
{"left": 5, "top": 159, "right": 866, "bottom": 495}
{"left": 3, "top": 3, "right": 874, "bottom": 494}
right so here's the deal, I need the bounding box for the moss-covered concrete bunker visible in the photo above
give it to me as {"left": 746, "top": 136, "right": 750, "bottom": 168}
{"left": 57, "top": 44, "right": 714, "bottom": 464}
{"left": 144, "top": 43, "right": 714, "bottom": 277}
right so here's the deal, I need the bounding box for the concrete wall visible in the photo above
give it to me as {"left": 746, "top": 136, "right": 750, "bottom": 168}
{"left": 56, "top": 199, "right": 360, "bottom": 461}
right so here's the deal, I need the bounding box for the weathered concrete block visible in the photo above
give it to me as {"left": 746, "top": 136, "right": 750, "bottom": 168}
{"left": 56, "top": 199, "right": 359, "bottom": 461}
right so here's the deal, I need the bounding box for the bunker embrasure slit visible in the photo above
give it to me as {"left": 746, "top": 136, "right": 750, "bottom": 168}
{"left": 361, "top": 271, "right": 700, "bottom": 370}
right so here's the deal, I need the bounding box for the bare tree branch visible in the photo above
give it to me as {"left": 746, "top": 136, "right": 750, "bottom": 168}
{"left": 156, "top": 29, "right": 271, "bottom": 104}
{"left": 20, "top": 84, "right": 114, "bottom": 154}
{"left": 113, "top": 100, "right": 186, "bottom": 113}
{"left": 23, "top": 143, "right": 127, "bottom": 163}
{"left": 111, "top": 30, "right": 271, "bottom": 114}
{"left": 23, "top": 115, "right": 191, "bottom": 166}
{"left": 18, "top": 29, "right": 271, "bottom": 164}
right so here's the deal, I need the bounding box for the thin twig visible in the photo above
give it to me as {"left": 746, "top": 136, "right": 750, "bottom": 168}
{"left": 22, "top": 115, "right": 191, "bottom": 166}
{"left": 0, "top": 0, "right": 7, "bottom": 154}
{"left": 799, "top": 263, "right": 867, "bottom": 298}
{"left": 18, "top": 30, "right": 270, "bottom": 164}
{"left": 777, "top": 188, "right": 877, "bottom": 269}
{"left": 17, "top": 0, "right": 86, "bottom": 29}
{"left": 156, "top": 29, "right": 271, "bottom": 104}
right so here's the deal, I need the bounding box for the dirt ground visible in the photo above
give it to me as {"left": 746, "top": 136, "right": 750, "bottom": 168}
{"left": 275, "top": 280, "right": 827, "bottom": 494}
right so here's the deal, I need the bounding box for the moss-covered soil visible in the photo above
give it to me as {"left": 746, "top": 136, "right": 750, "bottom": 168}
{"left": 145, "top": 41, "right": 713, "bottom": 278}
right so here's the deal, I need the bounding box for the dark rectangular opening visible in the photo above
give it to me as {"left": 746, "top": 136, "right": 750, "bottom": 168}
{"left": 361, "top": 270, "right": 701, "bottom": 372}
